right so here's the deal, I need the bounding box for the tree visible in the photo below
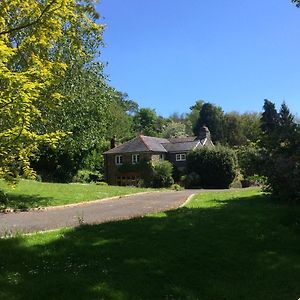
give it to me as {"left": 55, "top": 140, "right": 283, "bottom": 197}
{"left": 133, "top": 108, "right": 159, "bottom": 136}
{"left": 185, "top": 100, "right": 205, "bottom": 135}
{"left": 194, "top": 102, "right": 225, "bottom": 142}
{"left": 292, "top": 0, "right": 300, "bottom": 7}
{"left": 239, "top": 112, "right": 261, "bottom": 143}
{"left": 0, "top": 0, "right": 104, "bottom": 180}
{"left": 161, "top": 121, "right": 187, "bottom": 138}
{"left": 259, "top": 100, "right": 300, "bottom": 203}
{"left": 260, "top": 99, "right": 279, "bottom": 134}
{"left": 223, "top": 112, "right": 245, "bottom": 146}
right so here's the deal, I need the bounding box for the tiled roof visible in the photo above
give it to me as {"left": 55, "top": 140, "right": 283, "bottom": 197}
{"left": 161, "top": 140, "right": 201, "bottom": 152}
{"left": 104, "top": 131, "right": 213, "bottom": 155}
{"left": 168, "top": 136, "right": 198, "bottom": 143}
{"left": 141, "top": 136, "right": 169, "bottom": 152}
{"left": 103, "top": 136, "right": 169, "bottom": 154}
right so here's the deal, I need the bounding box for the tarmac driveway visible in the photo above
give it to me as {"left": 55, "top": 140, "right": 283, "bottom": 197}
{"left": 0, "top": 190, "right": 201, "bottom": 236}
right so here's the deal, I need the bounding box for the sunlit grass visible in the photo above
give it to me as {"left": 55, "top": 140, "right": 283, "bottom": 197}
{"left": 0, "top": 179, "right": 154, "bottom": 209}
{"left": 1, "top": 188, "right": 300, "bottom": 299}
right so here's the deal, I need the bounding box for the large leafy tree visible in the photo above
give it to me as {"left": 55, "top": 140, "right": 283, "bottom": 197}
{"left": 0, "top": 0, "right": 103, "bottom": 180}
{"left": 133, "top": 108, "right": 159, "bottom": 136}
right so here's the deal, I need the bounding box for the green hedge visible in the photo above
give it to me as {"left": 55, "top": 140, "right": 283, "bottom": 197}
{"left": 187, "top": 146, "right": 237, "bottom": 188}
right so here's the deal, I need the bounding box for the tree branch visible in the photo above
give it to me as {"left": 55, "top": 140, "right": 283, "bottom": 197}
{"left": 0, "top": 0, "right": 58, "bottom": 35}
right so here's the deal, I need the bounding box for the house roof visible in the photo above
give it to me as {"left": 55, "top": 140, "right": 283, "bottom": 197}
{"left": 161, "top": 140, "right": 201, "bottom": 152}
{"left": 103, "top": 135, "right": 169, "bottom": 154}
{"left": 104, "top": 129, "right": 214, "bottom": 155}
{"left": 168, "top": 136, "right": 198, "bottom": 143}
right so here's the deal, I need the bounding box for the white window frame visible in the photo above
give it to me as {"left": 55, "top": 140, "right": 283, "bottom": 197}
{"left": 132, "top": 154, "right": 140, "bottom": 164}
{"left": 115, "top": 155, "right": 123, "bottom": 165}
{"left": 176, "top": 153, "right": 186, "bottom": 161}
{"left": 159, "top": 154, "right": 165, "bottom": 161}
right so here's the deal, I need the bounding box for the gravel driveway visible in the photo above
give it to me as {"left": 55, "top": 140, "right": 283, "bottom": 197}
{"left": 0, "top": 190, "right": 200, "bottom": 236}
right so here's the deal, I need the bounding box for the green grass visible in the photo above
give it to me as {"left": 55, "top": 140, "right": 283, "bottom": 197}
{"left": 1, "top": 188, "right": 300, "bottom": 300}
{"left": 0, "top": 180, "right": 153, "bottom": 209}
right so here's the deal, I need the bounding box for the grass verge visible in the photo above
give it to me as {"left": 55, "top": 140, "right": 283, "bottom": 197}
{"left": 0, "top": 180, "right": 154, "bottom": 209}
{"left": 0, "top": 188, "right": 300, "bottom": 300}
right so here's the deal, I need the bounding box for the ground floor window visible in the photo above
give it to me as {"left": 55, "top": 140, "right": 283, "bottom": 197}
{"left": 159, "top": 154, "right": 165, "bottom": 161}
{"left": 176, "top": 153, "right": 186, "bottom": 161}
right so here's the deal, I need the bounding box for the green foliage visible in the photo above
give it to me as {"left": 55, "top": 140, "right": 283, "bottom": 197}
{"left": 236, "top": 144, "right": 262, "bottom": 178}
{"left": 96, "top": 181, "right": 108, "bottom": 186}
{"left": 181, "top": 172, "right": 201, "bottom": 189}
{"left": 73, "top": 169, "right": 103, "bottom": 183}
{"left": 292, "top": 0, "right": 300, "bottom": 7}
{"left": 161, "top": 121, "right": 187, "bottom": 138}
{"left": 170, "top": 183, "right": 183, "bottom": 191}
{"left": 0, "top": 0, "right": 104, "bottom": 181}
{"left": 143, "top": 161, "right": 174, "bottom": 188}
{"left": 194, "top": 102, "right": 225, "bottom": 142}
{"left": 133, "top": 108, "right": 159, "bottom": 136}
{"left": 117, "top": 160, "right": 150, "bottom": 174}
{"left": 0, "top": 190, "right": 8, "bottom": 207}
{"left": 187, "top": 146, "right": 237, "bottom": 188}
{"left": 259, "top": 100, "right": 300, "bottom": 203}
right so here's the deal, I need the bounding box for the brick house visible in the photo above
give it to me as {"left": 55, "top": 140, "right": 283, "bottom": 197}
{"left": 103, "top": 126, "right": 213, "bottom": 186}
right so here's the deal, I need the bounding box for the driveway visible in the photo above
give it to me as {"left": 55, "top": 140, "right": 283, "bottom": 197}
{"left": 0, "top": 190, "right": 201, "bottom": 236}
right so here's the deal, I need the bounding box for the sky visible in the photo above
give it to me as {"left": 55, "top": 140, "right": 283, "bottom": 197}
{"left": 96, "top": 0, "right": 300, "bottom": 117}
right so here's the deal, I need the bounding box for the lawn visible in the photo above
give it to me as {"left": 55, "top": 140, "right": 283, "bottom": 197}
{"left": 0, "top": 180, "right": 153, "bottom": 209}
{"left": 1, "top": 188, "right": 300, "bottom": 300}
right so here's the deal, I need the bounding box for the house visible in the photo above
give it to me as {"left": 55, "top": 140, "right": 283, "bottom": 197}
{"left": 103, "top": 126, "right": 214, "bottom": 186}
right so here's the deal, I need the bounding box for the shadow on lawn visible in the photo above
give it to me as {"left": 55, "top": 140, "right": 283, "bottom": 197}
{"left": 3, "top": 193, "right": 54, "bottom": 210}
{"left": 1, "top": 193, "right": 300, "bottom": 300}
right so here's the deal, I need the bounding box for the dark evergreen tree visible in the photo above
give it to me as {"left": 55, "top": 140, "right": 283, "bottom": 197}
{"left": 260, "top": 99, "right": 279, "bottom": 134}
{"left": 194, "top": 102, "right": 225, "bottom": 142}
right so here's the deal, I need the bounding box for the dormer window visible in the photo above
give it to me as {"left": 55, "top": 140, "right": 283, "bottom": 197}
{"left": 132, "top": 154, "right": 140, "bottom": 164}
{"left": 176, "top": 153, "right": 186, "bottom": 161}
{"left": 115, "top": 155, "right": 123, "bottom": 165}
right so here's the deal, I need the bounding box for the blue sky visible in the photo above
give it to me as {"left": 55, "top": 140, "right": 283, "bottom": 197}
{"left": 96, "top": 0, "right": 300, "bottom": 117}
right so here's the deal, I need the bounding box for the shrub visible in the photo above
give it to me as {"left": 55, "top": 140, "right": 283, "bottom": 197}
{"left": 143, "top": 161, "right": 174, "bottom": 188}
{"left": 187, "top": 146, "right": 237, "bottom": 188}
{"left": 0, "top": 190, "right": 8, "bottom": 208}
{"left": 170, "top": 183, "right": 184, "bottom": 191}
{"left": 73, "top": 169, "right": 103, "bottom": 183}
{"left": 181, "top": 172, "right": 201, "bottom": 188}
{"left": 236, "top": 144, "right": 263, "bottom": 179}
{"left": 230, "top": 180, "right": 243, "bottom": 189}
{"left": 96, "top": 181, "right": 108, "bottom": 186}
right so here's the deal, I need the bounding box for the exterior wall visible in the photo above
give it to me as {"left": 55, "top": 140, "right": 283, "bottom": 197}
{"left": 104, "top": 152, "right": 153, "bottom": 185}
{"left": 166, "top": 152, "right": 188, "bottom": 171}
{"left": 105, "top": 151, "right": 188, "bottom": 185}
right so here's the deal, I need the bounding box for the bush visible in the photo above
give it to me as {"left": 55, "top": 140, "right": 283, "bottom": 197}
{"left": 73, "top": 169, "right": 103, "bottom": 183}
{"left": 187, "top": 146, "right": 237, "bottom": 188}
{"left": 170, "top": 183, "right": 184, "bottom": 191}
{"left": 236, "top": 144, "right": 263, "bottom": 179}
{"left": 96, "top": 181, "right": 108, "bottom": 186}
{"left": 181, "top": 172, "right": 201, "bottom": 188}
{"left": 230, "top": 180, "right": 243, "bottom": 189}
{"left": 142, "top": 161, "right": 174, "bottom": 188}
{"left": 0, "top": 190, "right": 8, "bottom": 208}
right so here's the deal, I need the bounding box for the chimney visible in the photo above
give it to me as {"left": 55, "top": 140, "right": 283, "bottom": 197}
{"left": 198, "top": 126, "right": 211, "bottom": 140}
{"left": 110, "top": 135, "right": 117, "bottom": 149}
